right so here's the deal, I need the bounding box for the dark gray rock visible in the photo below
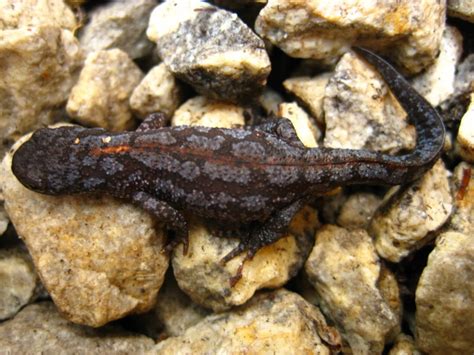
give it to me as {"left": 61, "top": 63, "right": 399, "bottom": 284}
{"left": 147, "top": 0, "right": 270, "bottom": 104}
{"left": 79, "top": 0, "right": 157, "bottom": 59}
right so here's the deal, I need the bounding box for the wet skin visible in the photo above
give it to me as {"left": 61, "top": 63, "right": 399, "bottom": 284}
{"left": 12, "top": 48, "right": 445, "bottom": 285}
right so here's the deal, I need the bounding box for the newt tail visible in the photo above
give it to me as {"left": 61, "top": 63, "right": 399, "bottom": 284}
{"left": 354, "top": 47, "right": 445, "bottom": 169}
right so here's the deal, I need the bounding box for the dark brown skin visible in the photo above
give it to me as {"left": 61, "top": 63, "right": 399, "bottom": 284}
{"left": 11, "top": 48, "right": 445, "bottom": 285}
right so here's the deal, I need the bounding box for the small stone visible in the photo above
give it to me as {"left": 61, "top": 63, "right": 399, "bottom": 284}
{"left": 125, "top": 272, "right": 210, "bottom": 339}
{"left": 448, "top": 0, "right": 474, "bottom": 22}
{"left": 388, "top": 334, "right": 421, "bottom": 355}
{"left": 278, "top": 102, "right": 320, "bottom": 147}
{"left": 259, "top": 88, "right": 284, "bottom": 116}
{"left": 0, "top": 302, "right": 155, "bottom": 353}
{"left": 456, "top": 93, "right": 474, "bottom": 162}
{"left": 152, "top": 273, "right": 210, "bottom": 337}
{"left": 305, "top": 225, "right": 401, "bottom": 354}
{"left": 147, "top": 0, "right": 271, "bottom": 103}
{"left": 79, "top": 0, "right": 156, "bottom": 59}
{"left": 0, "top": 247, "right": 38, "bottom": 320}
{"left": 323, "top": 52, "right": 415, "bottom": 153}
{"left": 336, "top": 192, "right": 383, "bottom": 229}
{"left": 371, "top": 160, "right": 453, "bottom": 262}
{"left": 130, "top": 63, "right": 183, "bottom": 119}
{"left": 172, "top": 96, "right": 245, "bottom": 128}
{"left": 0, "top": 0, "right": 77, "bottom": 31}
{"left": 0, "top": 133, "right": 168, "bottom": 327}
{"left": 390, "top": 1, "right": 446, "bottom": 74}
{"left": 283, "top": 73, "right": 331, "bottom": 125}
{"left": 453, "top": 53, "right": 474, "bottom": 99}
{"left": 66, "top": 49, "right": 144, "bottom": 132}
{"left": 0, "top": 26, "right": 82, "bottom": 148}
{"left": 411, "top": 26, "right": 463, "bottom": 107}
{"left": 255, "top": 0, "right": 446, "bottom": 74}
{"left": 0, "top": 205, "right": 9, "bottom": 236}
{"left": 450, "top": 162, "right": 473, "bottom": 235}
{"left": 152, "top": 289, "right": 342, "bottom": 354}
{"left": 415, "top": 231, "right": 474, "bottom": 354}
{"left": 173, "top": 206, "right": 318, "bottom": 311}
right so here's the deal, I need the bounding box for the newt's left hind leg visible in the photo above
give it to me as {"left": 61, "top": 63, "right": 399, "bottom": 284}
{"left": 253, "top": 118, "right": 306, "bottom": 148}
{"left": 136, "top": 112, "right": 169, "bottom": 132}
{"left": 220, "top": 199, "right": 305, "bottom": 286}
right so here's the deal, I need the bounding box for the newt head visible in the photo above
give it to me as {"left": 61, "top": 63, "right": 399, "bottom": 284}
{"left": 12, "top": 126, "right": 86, "bottom": 195}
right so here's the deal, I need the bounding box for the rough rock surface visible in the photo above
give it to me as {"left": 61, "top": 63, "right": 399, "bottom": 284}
{"left": 152, "top": 289, "right": 342, "bottom": 354}
{"left": 0, "top": 26, "right": 82, "bottom": 149}
{"left": 0, "top": 205, "right": 9, "bottom": 236}
{"left": 323, "top": 52, "right": 415, "bottom": 153}
{"left": 79, "top": 0, "right": 156, "bottom": 59}
{"left": 389, "top": 334, "right": 421, "bottom": 355}
{"left": 173, "top": 206, "right": 318, "bottom": 311}
{"left": 0, "top": 302, "right": 155, "bottom": 353}
{"left": 412, "top": 26, "right": 463, "bottom": 107}
{"left": 1, "top": 133, "right": 169, "bottom": 327}
{"left": 319, "top": 190, "right": 349, "bottom": 226}
{"left": 255, "top": 0, "right": 446, "bottom": 74}
{"left": 448, "top": 0, "right": 474, "bottom": 22}
{"left": 452, "top": 53, "right": 474, "bottom": 99}
{"left": 147, "top": 0, "right": 271, "bottom": 103}
{"left": 259, "top": 88, "right": 284, "bottom": 116}
{"left": 283, "top": 73, "right": 331, "bottom": 125}
{"left": 172, "top": 96, "right": 245, "bottom": 128}
{"left": 371, "top": 160, "right": 453, "bottom": 262}
{"left": 336, "top": 192, "right": 383, "bottom": 229}
{"left": 456, "top": 93, "right": 474, "bottom": 162}
{"left": 0, "top": 0, "right": 77, "bottom": 31}
{"left": 130, "top": 63, "right": 183, "bottom": 119}
{"left": 151, "top": 273, "right": 210, "bottom": 337}
{"left": 415, "top": 231, "right": 474, "bottom": 354}
{"left": 305, "top": 225, "right": 401, "bottom": 354}
{"left": 0, "top": 246, "right": 38, "bottom": 320}
{"left": 67, "top": 49, "right": 143, "bottom": 132}
{"left": 278, "top": 102, "right": 320, "bottom": 147}
{"left": 450, "top": 162, "right": 473, "bottom": 235}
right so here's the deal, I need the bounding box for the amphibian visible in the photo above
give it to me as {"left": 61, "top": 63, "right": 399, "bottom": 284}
{"left": 12, "top": 48, "right": 445, "bottom": 284}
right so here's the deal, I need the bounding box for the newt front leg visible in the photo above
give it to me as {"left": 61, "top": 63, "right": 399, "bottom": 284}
{"left": 131, "top": 191, "right": 189, "bottom": 254}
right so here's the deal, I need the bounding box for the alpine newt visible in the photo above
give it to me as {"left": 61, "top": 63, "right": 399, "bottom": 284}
{"left": 11, "top": 48, "right": 445, "bottom": 284}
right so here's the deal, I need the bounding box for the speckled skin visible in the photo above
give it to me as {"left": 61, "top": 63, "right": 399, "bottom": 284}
{"left": 11, "top": 49, "right": 445, "bottom": 281}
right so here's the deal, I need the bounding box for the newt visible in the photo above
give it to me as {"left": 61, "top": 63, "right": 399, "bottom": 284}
{"left": 11, "top": 48, "right": 445, "bottom": 285}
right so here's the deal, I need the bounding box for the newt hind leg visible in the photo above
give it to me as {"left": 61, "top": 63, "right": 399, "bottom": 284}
{"left": 220, "top": 199, "right": 305, "bottom": 286}
{"left": 253, "top": 118, "right": 305, "bottom": 148}
{"left": 136, "top": 112, "right": 169, "bottom": 132}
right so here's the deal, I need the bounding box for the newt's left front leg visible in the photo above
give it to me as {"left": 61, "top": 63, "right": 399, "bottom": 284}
{"left": 131, "top": 191, "right": 189, "bottom": 254}
{"left": 220, "top": 199, "right": 306, "bottom": 286}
